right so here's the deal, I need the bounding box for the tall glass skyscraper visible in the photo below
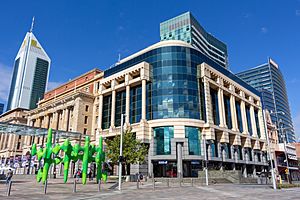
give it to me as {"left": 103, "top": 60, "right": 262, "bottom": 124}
{"left": 236, "top": 58, "right": 295, "bottom": 143}
{"left": 6, "top": 23, "right": 51, "bottom": 111}
{"left": 0, "top": 103, "right": 4, "bottom": 115}
{"left": 160, "top": 12, "right": 228, "bottom": 68}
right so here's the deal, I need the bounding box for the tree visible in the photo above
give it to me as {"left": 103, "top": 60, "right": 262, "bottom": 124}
{"left": 106, "top": 128, "right": 148, "bottom": 175}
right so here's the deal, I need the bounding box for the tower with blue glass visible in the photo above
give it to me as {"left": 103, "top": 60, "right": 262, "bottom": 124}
{"left": 160, "top": 11, "right": 228, "bottom": 69}
{"left": 236, "top": 58, "right": 295, "bottom": 143}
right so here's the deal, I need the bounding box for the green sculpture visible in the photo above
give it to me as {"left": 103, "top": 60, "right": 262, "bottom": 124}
{"left": 31, "top": 128, "right": 107, "bottom": 185}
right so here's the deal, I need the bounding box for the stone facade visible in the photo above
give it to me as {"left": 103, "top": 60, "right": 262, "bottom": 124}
{"left": 0, "top": 108, "right": 28, "bottom": 161}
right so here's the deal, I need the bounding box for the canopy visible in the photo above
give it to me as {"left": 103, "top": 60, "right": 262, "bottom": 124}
{"left": 0, "top": 122, "right": 82, "bottom": 139}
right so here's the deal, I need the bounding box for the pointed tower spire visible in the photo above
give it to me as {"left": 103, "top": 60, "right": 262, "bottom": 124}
{"left": 30, "top": 16, "right": 35, "bottom": 33}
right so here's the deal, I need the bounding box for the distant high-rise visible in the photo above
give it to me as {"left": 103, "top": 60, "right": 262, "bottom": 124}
{"left": 0, "top": 103, "right": 4, "bottom": 115}
{"left": 160, "top": 11, "right": 228, "bottom": 68}
{"left": 7, "top": 18, "right": 51, "bottom": 111}
{"left": 236, "top": 58, "right": 295, "bottom": 143}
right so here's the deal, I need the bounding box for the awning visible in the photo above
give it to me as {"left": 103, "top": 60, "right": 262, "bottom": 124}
{"left": 0, "top": 122, "right": 82, "bottom": 139}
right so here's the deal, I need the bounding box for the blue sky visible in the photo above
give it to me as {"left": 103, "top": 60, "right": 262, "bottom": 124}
{"left": 0, "top": 0, "right": 299, "bottom": 136}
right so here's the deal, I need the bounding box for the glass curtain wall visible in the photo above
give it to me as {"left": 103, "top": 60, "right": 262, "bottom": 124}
{"left": 102, "top": 95, "right": 112, "bottom": 129}
{"left": 210, "top": 88, "right": 219, "bottom": 125}
{"left": 185, "top": 127, "right": 201, "bottom": 155}
{"left": 115, "top": 90, "right": 126, "bottom": 127}
{"left": 254, "top": 110, "right": 261, "bottom": 138}
{"left": 245, "top": 106, "right": 252, "bottom": 136}
{"left": 235, "top": 101, "right": 243, "bottom": 132}
{"left": 223, "top": 95, "right": 232, "bottom": 129}
{"left": 154, "top": 126, "right": 174, "bottom": 155}
{"left": 130, "top": 85, "right": 142, "bottom": 124}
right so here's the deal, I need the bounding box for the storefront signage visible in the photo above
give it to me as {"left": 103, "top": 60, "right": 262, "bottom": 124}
{"left": 158, "top": 160, "right": 168, "bottom": 164}
{"left": 191, "top": 161, "right": 200, "bottom": 165}
{"left": 288, "top": 154, "right": 297, "bottom": 160}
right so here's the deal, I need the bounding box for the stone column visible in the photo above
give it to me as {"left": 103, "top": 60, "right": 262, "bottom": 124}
{"left": 125, "top": 85, "right": 130, "bottom": 124}
{"left": 218, "top": 89, "right": 226, "bottom": 127}
{"left": 258, "top": 108, "right": 266, "bottom": 139}
{"left": 203, "top": 78, "right": 213, "bottom": 124}
{"left": 240, "top": 100, "right": 248, "bottom": 134}
{"left": 141, "top": 79, "right": 147, "bottom": 122}
{"left": 230, "top": 95, "right": 238, "bottom": 131}
{"left": 110, "top": 90, "right": 116, "bottom": 128}
{"left": 250, "top": 105, "right": 257, "bottom": 137}
{"left": 64, "top": 108, "right": 70, "bottom": 131}
{"left": 0, "top": 134, "right": 4, "bottom": 149}
{"left": 98, "top": 94, "right": 103, "bottom": 130}
{"left": 177, "top": 143, "right": 183, "bottom": 178}
{"left": 243, "top": 165, "right": 247, "bottom": 178}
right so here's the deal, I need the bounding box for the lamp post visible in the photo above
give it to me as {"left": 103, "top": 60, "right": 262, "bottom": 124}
{"left": 118, "top": 114, "right": 126, "bottom": 191}
{"left": 202, "top": 133, "right": 208, "bottom": 186}
{"left": 263, "top": 110, "right": 277, "bottom": 190}
{"left": 270, "top": 111, "right": 292, "bottom": 184}
{"left": 278, "top": 120, "right": 292, "bottom": 184}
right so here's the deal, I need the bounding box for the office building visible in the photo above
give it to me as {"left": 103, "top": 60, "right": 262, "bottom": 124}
{"left": 160, "top": 12, "right": 228, "bottom": 68}
{"left": 6, "top": 20, "right": 51, "bottom": 111}
{"left": 0, "top": 103, "right": 4, "bottom": 115}
{"left": 236, "top": 58, "right": 295, "bottom": 143}
{"left": 3, "top": 12, "right": 269, "bottom": 178}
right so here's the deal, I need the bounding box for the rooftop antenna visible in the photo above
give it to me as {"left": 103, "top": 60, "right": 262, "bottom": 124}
{"left": 30, "top": 16, "right": 35, "bottom": 33}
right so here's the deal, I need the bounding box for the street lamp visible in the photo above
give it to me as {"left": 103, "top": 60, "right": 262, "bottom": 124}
{"left": 263, "top": 110, "right": 277, "bottom": 190}
{"left": 278, "top": 119, "right": 293, "bottom": 184}
{"left": 202, "top": 133, "right": 208, "bottom": 186}
{"left": 118, "top": 114, "right": 126, "bottom": 191}
{"left": 270, "top": 111, "right": 292, "bottom": 184}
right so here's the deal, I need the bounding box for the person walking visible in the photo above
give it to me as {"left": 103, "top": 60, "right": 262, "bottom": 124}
{"left": 6, "top": 169, "right": 13, "bottom": 184}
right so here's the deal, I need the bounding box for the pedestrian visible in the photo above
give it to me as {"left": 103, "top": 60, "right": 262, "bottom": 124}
{"left": 75, "top": 169, "right": 81, "bottom": 181}
{"left": 6, "top": 169, "right": 13, "bottom": 184}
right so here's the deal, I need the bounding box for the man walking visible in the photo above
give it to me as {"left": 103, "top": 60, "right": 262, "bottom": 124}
{"left": 6, "top": 169, "right": 13, "bottom": 184}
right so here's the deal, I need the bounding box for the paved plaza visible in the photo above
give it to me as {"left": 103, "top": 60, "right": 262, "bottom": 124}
{"left": 1, "top": 177, "right": 300, "bottom": 200}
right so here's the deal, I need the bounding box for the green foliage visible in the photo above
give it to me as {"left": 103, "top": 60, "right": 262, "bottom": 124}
{"left": 106, "top": 128, "right": 148, "bottom": 166}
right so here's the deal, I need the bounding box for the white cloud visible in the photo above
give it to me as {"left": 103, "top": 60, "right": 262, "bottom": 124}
{"left": 261, "top": 27, "right": 268, "bottom": 34}
{"left": 47, "top": 81, "right": 63, "bottom": 91}
{"left": 0, "top": 62, "right": 13, "bottom": 104}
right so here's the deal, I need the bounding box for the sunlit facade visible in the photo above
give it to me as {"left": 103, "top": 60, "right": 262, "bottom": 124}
{"left": 95, "top": 40, "right": 268, "bottom": 177}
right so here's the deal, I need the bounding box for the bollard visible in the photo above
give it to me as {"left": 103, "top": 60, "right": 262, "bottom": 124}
{"left": 152, "top": 178, "right": 155, "bottom": 190}
{"left": 44, "top": 180, "right": 48, "bottom": 194}
{"left": 167, "top": 178, "right": 169, "bottom": 187}
{"left": 98, "top": 180, "right": 101, "bottom": 192}
{"left": 191, "top": 178, "right": 194, "bottom": 187}
{"left": 6, "top": 180, "right": 12, "bottom": 196}
{"left": 179, "top": 177, "right": 182, "bottom": 187}
{"left": 73, "top": 179, "right": 77, "bottom": 193}
{"left": 137, "top": 178, "right": 140, "bottom": 189}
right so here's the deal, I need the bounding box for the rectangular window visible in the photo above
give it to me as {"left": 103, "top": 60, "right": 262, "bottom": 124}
{"left": 83, "top": 128, "right": 87, "bottom": 135}
{"left": 211, "top": 140, "right": 218, "bottom": 157}
{"left": 115, "top": 90, "right": 126, "bottom": 127}
{"left": 200, "top": 81, "right": 206, "bottom": 122}
{"left": 84, "top": 116, "right": 88, "bottom": 124}
{"left": 185, "top": 126, "right": 201, "bottom": 155}
{"left": 248, "top": 148, "right": 252, "bottom": 161}
{"left": 238, "top": 146, "right": 243, "bottom": 160}
{"left": 130, "top": 85, "right": 142, "bottom": 124}
{"left": 246, "top": 106, "right": 252, "bottom": 136}
{"left": 223, "top": 95, "right": 232, "bottom": 129}
{"left": 210, "top": 88, "right": 219, "bottom": 125}
{"left": 235, "top": 101, "right": 243, "bottom": 132}
{"left": 85, "top": 105, "right": 89, "bottom": 112}
{"left": 254, "top": 110, "right": 261, "bottom": 138}
{"left": 154, "top": 126, "right": 174, "bottom": 155}
{"left": 102, "top": 95, "right": 112, "bottom": 129}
